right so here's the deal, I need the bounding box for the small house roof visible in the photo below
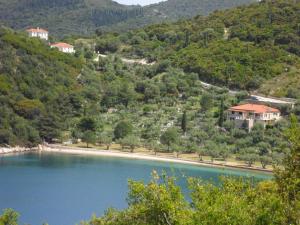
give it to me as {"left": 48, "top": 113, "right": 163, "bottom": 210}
{"left": 228, "top": 104, "right": 280, "bottom": 113}
{"left": 50, "top": 42, "right": 73, "bottom": 48}
{"left": 26, "top": 28, "right": 48, "bottom": 33}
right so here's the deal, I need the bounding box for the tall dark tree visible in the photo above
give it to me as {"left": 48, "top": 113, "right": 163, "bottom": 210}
{"left": 181, "top": 111, "right": 187, "bottom": 135}
{"left": 184, "top": 30, "right": 190, "bottom": 48}
{"left": 38, "top": 114, "right": 61, "bottom": 142}
{"left": 77, "top": 117, "right": 97, "bottom": 132}
{"left": 218, "top": 98, "right": 225, "bottom": 127}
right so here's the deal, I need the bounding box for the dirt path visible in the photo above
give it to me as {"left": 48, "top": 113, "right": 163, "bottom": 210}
{"left": 94, "top": 53, "right": 155, "bottom": 66}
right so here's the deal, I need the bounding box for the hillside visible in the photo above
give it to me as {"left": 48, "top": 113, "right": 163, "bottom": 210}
{"left": 0, "top": 0, "right": 299, "bottom": 175}
{"left": 94, "top": 0, "right": 300, "bottom": 97}
{"left": 0, "top": 0, "right": 254, "bottom": 36}
{"left": 99, "top": 0, "right": 256, "bottom": 32}
{"left": 0, "top": 27, "right": 84, "bottom": 146}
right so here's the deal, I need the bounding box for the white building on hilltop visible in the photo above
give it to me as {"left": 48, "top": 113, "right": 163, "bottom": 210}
{"left": 26, "top": 27, "right": 48, "bottom": 40}
{"left": 50, "top": 42, "right": 75, "bottom": 54}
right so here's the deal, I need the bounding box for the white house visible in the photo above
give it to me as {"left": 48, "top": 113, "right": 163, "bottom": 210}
{"left": 50, "top": 42, "right": 75, "bottom": 54}
{"left": 227, "top": 103, "right": 281, "bottom": 131}
{"left": 26, "top": 27, "right": 48, "bottom": 40}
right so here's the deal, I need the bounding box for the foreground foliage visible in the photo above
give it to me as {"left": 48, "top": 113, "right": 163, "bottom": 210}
{"left": 84, "top": 177, "right": 286, "bottom": 225}
{"left": 82, "top": 116, "right": 299, "bottom": 225}
{"left": 0, "top": 209, "right": 19, "bottom": 225}
{"left": 0, "top": 119, "right": 299, "bottom": 224}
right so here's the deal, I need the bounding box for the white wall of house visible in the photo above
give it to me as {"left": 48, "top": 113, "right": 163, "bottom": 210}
{"left": 50, "top": 46, "right": 75, "bottom": 54}
{"left": 58, "top": 47, "right": 75, "bottom": 53}
{"left": 228, "top": 111, "right": 280, "bottom": 121}
{"left": 28, "top": 31, "right": 48, "bottom": 40}
{"left": 227, "top": 110, "right": 281, "bottom": 131}
{"left": 62, "top": 47, "right": 75, "bottom": 53}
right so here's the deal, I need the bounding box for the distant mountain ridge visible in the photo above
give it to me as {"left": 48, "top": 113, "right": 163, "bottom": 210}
{"left": 0, "top": 0, "right": 255, "bottom": 36}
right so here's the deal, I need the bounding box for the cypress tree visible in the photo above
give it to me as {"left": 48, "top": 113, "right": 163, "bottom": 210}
{"left": 181, "top": 111, "right": 187, "bottom": 135}
{"left": 218, "top": 98, "right": 225, "bottom": 127}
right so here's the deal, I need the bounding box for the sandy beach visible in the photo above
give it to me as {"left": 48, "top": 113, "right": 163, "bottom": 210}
{"left": 40, "top": 144, "right": 273, "bottom": 174}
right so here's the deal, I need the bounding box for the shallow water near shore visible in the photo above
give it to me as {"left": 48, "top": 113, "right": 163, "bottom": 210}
{"left": 0, "top": 152, "right": 271, "bottom": 225}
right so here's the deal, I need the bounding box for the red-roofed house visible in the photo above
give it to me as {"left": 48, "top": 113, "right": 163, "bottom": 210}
{"left": 227, "top": 104, "right": 281, "bottom": 131}
{"left": 50, "top": 42, "right": 75, "bottom": 53}
{"left": 26, "top": 27, "right": 48, "bottom": 40}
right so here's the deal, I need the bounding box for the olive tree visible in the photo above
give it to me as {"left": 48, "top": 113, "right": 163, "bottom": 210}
{"left": 160, "top": 128, "right": 179, "bottom": 151}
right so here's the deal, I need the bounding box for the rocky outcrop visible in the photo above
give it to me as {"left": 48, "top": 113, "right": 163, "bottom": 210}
{"left": 0, "top": 146, "right": 36, "bottom": 155}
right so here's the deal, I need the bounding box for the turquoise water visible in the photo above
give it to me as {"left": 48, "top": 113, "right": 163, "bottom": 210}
{"left": 0, "top": 152, "right": 271, "bottom": 225}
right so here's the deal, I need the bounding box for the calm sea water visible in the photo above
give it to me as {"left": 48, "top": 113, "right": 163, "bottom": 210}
{"left": 0, "top": 152, "right": 271, "bottom": 225}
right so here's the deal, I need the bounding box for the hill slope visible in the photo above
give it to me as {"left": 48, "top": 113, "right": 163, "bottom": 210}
{"left": 94, "top": 0, "right": 300, "bottom": 97}
{"left": 0, "top": 0, "right": 255, "bottom": 36}
{"left": 0, "top": 27, "right": 84, "bottom": 146}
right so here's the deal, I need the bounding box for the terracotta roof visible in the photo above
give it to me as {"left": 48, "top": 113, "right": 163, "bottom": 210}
{"left": 50, "top": 42, "right": 73, "bottom": 48}
{"left": 229, "top": 104, "right": 280, "bottom": 113}
{"left": 26, "top": 28, "right": 48, "bottom": 33}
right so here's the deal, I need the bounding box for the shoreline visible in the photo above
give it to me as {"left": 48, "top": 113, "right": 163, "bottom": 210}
{"left": 0, "top": 146, "right": 36, "bottom": 155}
{"left": 40, "top": 145, "right": 273, "bottom": 174}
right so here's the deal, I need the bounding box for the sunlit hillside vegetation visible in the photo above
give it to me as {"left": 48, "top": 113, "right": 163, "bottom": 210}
{"left": 94, "top": 0, "right": 300, "bottom": 95}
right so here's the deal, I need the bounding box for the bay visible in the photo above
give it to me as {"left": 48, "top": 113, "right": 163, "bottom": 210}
{"left": 0, "top": 152, "right": 271, "bottom": 225}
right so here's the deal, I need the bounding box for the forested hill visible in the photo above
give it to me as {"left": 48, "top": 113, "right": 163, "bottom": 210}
{"left": 0, "top": 27, "right": 84, "bottom": 146}
{"left": 0, "top": 0, "right": 255, "bottom": 36}
{"left": 95, "top": 0, "right": 300, "bottom": 97}
{"left": 98, "top": 0, "right": 256, "bottom": 32}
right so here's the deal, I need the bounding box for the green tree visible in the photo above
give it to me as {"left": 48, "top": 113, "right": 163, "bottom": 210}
{"left": 98, "top": 132, "right": 113, "bottom": 150}
{"left": 0, "top": 209, "right": 19, "bottom": 225}
{"left": 257, "top": 142, "right": 271, "bottom": 156}
{"left": 190, "top": 130, "right": 208, "bottom": 146}
{"left": 181, "top": 111, "right": 187, "bottom": 135}
{"left": 217, "top": 98, "right": 225, "bottom": 127}
{"left": 239, "top": 153, "right": 258, "bottom": 167}
{"left": 160, "top": 128, "right": 179, "bottom": 151}
{"left": 260, "top": 155, "right": 272, "bottom": 169}
{"left": 82, "top": 130, "right": 96, "bottom": 148}
{"left": 38, "top": 114, "right": 61, "bottom": 143}
{"left": 0, "top": 129, "right": 12, "bottom": 146}
{"left": 275, "top": 115, "right": 300, "bottom": 224}
{"left": 114, "top": 121, "right": 133, "bottom": 140}
{"left": 205, "top": 141, "right": 220, "bottom": 162}
{"left": 190, "top": 178, "right": 286, "bottom": 225}
{"left": 251, "top": 124, "right": 265, "bottom": 144}
{"left": 78, "top": 117, "right": 97, "bottom": 132}
{"left": 171, "top": 143, "right": 183, "bottom": 158}
{"left": 200, "top": 93, "right": 213, "bottom": 112}
{"left": 195, "top": 146, "right": 206, "bottom": 161}
{"left": 88, "top": 174, "right": 192, "bottom": 225}
{"left": 119, "top": 135, "right": 140, "bottom": 153}
{"left": 147, "top": 140, "right": 161, "bottom": 156}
